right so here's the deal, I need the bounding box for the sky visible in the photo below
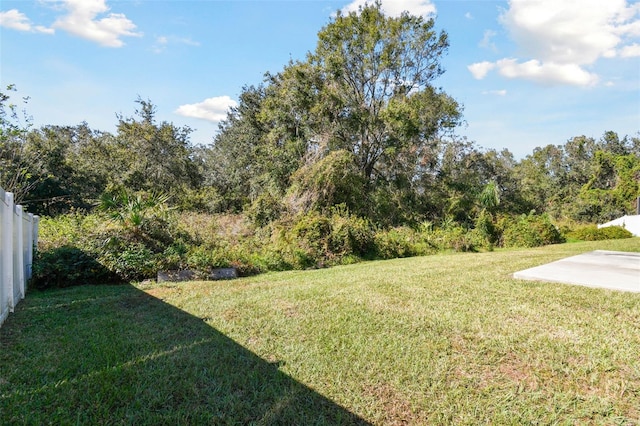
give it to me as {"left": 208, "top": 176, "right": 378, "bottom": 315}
{"left": 1, "top": 0, "right": 639, "bottom": 159}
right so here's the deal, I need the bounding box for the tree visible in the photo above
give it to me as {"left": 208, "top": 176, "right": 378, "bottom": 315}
{"left": 114, "top": 98, "right": 202, "bottom": 201}
{"left": 305, "top": 1, "right": 461, "bottom": 188}
{"left": 513, "top": 144, "right": 567, "bottom": 216}
{"left": 22, "top": 123, "right": 119, "bottom": 215}
{"left": 578, "top": 151, "right": 640, "bottom": 221}
{"left": 288, "top": 149, "right": 365, "bottom": 215}
{"left": 202, "top": 85, "right": 272, "bottom": 212}
{"left": 206, "top": 2, "right": 462, "bottom": 224}
{"left": 0, "top": 85, "right": 43, "bottom": 204}
{"left": 228, "top": 1, "right": 462, "bottom": 222}
{"left": 511, "top": 131, "right": 639, "bottom": 222}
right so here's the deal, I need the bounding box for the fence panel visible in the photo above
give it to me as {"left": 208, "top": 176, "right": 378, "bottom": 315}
{"left": 0, "top": 188, "right": 9, "bottom": 326}
{"left": 0, "top": 187, "right": 38, "bottom": 328}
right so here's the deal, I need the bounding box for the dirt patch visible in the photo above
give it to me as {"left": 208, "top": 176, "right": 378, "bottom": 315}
{"left": 363, "top": 382, "right": 418, "bottom": 425}
{"left": 497, "top": 356, "right": 539, "bottom": 391}
{"left": 272, "top": 299, "right": 300, "bottom": 318}
{"left": 222, "top": 308, "right": 240, "bottom": 321}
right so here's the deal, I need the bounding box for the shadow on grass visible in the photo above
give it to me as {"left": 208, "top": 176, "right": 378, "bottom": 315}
{"left": 0, "top": 284, "right": 369, "bottom": 425}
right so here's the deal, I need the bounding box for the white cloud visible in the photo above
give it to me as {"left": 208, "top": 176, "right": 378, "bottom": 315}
{"left": 482, "top": 89, "right": 507, "bottom": 96}
{"left": 468, "top": 61, "right": 496, "bottom": 80}
{"left": 502, "top": 0, "right": 622, "bottom": 64}
{"left": 178, "top": 37, "right": 200, "bottom": 47}
{"left": 0, "top": 9, "right": 33, "bottom": 31}
{"left": 479, "top": 29, "right": 497, "bottom": 51}
{"left": 495, "top": 58, "right": 599, "bottom": 86}
{"left": 175, "top": 96, "right": 238, "bottom": 123}
{"left": 620, "top": 43, "right": 640, "bottom": 57}
{"left": 470, "top": 0, "right": 640, "bottom": 86}
{"left": 152, "top": 35, "right": 200, "bottom": 53}
{"left": 0, "top": 9, "right": 54, "bottom": 34}
{"left": 465, "top": 12, "right": 473, "bottom": 20}
{"left": 340, "top": 0, "right": 436, "bottom": 17}
{"left": 152, "top": 36, "right": 169, "bottom": 53}
{"left": 52, "top": 0, "right": 141, "bottom": 47}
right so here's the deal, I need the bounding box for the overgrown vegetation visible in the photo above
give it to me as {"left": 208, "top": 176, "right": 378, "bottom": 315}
{"left": 3, "top": 239, "right": 640, "bottom": 424}
{"left": 33, "top": 200, "right": 634, "bottom": 287}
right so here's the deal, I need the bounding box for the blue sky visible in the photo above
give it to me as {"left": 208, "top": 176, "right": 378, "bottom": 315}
{"left": 1, "top": 0, "right": 639, "bottom": 158}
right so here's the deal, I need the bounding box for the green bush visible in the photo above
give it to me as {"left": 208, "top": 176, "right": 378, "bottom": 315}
{"left": 328, "top": 209, "right": 375, "bottom": 258}
{"left": 247, "top": 192, "right": 284, "bottom": 227}
{"left": 566, "top": 225, "right": 633, "bottom": 241}
{"left": 35, "top": 209, "right": 190, "bottom": 285}
{"left": 501, "top": 213, "right": 564, "bottom": 248}
{"left": 474, "top": 209, "right": 498, "bottom": 246}
{"left": 374, "top": 227, "right": 416, "bottom": 259}
{"left": 372, "top": 223, "right": 487, "bottom": 259}
{"left": 269, "top": 210, "right": 376, "bottom": 268}
{"left": 37, "top": 213, "right": 104, "bottom": 251}
{"left": 95, "top": 237, "right": 158, "bottom": 282}
{"left": 433, "top": 225, "right": 479, "bottom": 252}
{"left": 31, "top": 246, "right": 121, "bottom": 289}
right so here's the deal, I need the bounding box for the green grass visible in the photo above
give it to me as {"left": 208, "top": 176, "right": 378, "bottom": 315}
{"left": 2, "top": 239, "right": 640, "bottom": 425}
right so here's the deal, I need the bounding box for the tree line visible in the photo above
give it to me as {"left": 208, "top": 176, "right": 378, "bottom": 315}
{"left": 2, "top": 2, "right": 639, "bottom": 227}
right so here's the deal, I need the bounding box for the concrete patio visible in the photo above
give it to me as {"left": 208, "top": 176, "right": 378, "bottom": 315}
{"left": 513, "top": 250, "right": 640, "bottom": 293}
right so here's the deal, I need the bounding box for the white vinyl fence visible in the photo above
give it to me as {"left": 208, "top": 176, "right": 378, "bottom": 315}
{"left": 0, "top": 187, "right": 39, "bottom": 328}
{"left": 598, "top": 215, "right": 640, "bottom": 237}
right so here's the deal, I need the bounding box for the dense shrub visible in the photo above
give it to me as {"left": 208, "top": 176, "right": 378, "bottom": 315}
{"left": 500, "top": 213, "right": 565, "bottom": 248}
{"left": 372, "top": 224, "right": 479, "bottom": 259}
{"left": 566, "top": 225, "right": 633, "bottom": 241}
{"left": 289, "top": 150, "right": 366, "bottom": 216}
{"left": 37, "top": 213, "right": 104, "bottom": 251}
{"left": 432, "top": 225, "right": 483, "bottom": 252}
{"left": 247, "top": 192, "right": 284, "bottom": 227}
{"left": 31, "top": 246, "right": 121, "bottom": 289}
{"left": 474, "top": 209, "right": 498, "bottom": 247}
{"left": 97, "top": 238, "right": 158, "bottom": 282}
{"left": 34, "top": 199, "right": 193, "bottom": 285}
{"left": 374, "top": 227, "right": 416, "bottom": 259}
{"left": 328, "top": 210, "right": 375, "bottom": 257}
{"left": 267, "top": 209, "right": 376, "bottom": 268}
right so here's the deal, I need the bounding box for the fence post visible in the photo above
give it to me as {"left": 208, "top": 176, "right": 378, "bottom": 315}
{"left": 14, "top": 204, "right": 25, "bottom": 303}
{"left": 2, "top": 192, "right": 15, "bottom": 312}
{"left": 0, "top": 189, "right": 7, "bottom": 323}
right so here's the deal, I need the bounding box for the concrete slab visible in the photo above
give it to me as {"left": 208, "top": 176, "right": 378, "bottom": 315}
{"left": 513, "top": 250, "right": 640, "bottom": 293}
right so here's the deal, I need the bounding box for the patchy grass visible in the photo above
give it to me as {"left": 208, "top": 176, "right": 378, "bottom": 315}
{"left": 1, "top": 239, "right": 639, "bottom": 424}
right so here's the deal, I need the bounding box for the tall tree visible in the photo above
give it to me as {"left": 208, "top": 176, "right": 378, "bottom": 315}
{"left": 578, "top": 151, "right": 640, "bottom": 221}
{"left": 306, "top": 1, "right": 461, "bottom": 188}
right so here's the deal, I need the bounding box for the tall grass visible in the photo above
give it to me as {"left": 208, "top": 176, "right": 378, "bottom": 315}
{"left": 2, "top": 238, "right": 639, "bottom": 424}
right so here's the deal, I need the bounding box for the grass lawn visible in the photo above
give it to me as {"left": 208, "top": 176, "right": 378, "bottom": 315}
{"left": 1, "top": 239, "right": 639, "bottom": 424}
